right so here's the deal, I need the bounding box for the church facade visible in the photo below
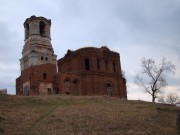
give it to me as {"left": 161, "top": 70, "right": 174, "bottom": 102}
{"left": 16, "top": 16, "right": 127, "bottom": 99}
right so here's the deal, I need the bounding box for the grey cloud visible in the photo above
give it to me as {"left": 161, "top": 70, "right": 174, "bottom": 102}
{"left": 0, "top": 22, "right": 21, "bottom": 63}
{"left": 107, "top": 0, "right": 180, "bottom": 46}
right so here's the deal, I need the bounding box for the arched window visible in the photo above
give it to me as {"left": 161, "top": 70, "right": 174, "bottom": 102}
{"left": 85, "top": 58, "right": 90, "bottom": 70}
{"left": 41, "top": 56, "right": 44, "bottom": 61}
{"left": 113, "top": 62, "right": 116, "bottom": 72}
{"left": 65, "top": 79, "right": 70, "bottom": 95}
{"left": 105, "top": 60, "right": 108, "bottom": 71}
{"left": 39, "top": 21, "right": 45, "bottom": 37}
{"left": 25, "top": 23, "right": 29, "bottom": 39}
{"left": 43, "top": 73, "right": 47, "bottom": 80}
{"left": 97, "top": 58, "right": 100, "bottom": 70}
{"left": 106, "top": 83, "right": 113, "bottom": 96}
{"left": 45, "top": 57, "right": 48, "bottom": 61}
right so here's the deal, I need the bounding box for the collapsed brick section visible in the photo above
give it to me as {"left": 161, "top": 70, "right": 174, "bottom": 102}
{"left": 16, "top": 16, "right": 127, "bottom": 99}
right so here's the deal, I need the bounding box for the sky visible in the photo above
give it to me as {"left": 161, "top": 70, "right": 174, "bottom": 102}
{"left": 0, "top": 0, "right": 180, "bottom": 101}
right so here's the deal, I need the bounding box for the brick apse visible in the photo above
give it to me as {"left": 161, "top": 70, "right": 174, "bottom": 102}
{"left": 16, "top": 16, "right": 127, "bottom": 99}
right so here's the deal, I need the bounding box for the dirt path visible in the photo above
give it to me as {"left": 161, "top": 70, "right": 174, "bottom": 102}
{"left": 24, "top": 103, "right": 59, "bottom": 135}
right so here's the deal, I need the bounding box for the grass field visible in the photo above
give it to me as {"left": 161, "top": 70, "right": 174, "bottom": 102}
{"left": 0, "top": 94, "right": 179, "bottom": 135}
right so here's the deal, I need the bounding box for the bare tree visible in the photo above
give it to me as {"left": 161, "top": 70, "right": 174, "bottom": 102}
{"left": 166, "top": 93, "right": 179, "bottom": 105}
{"left": 158, "top": 93, "right": 165, "bottom": 104}
{"left": 135, "top": 57, "right": 175, "bottom": 102}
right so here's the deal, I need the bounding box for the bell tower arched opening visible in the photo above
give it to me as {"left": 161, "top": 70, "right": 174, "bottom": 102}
{"left": 25, "top": 23, "right": 29, "bottom": 39}
{"left": 39, "top": 21, "right": 46, "bottom": 37}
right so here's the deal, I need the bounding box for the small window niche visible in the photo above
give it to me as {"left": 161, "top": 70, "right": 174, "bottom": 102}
{"left": 45, "top": 57, "right": 48, "bottom": 61}
{"left": 41, "top": 56, "right": 44, "bottom": 61}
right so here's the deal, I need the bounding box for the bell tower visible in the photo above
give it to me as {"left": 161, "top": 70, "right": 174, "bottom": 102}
{"left": 16, "top": 16, "right": 58, "bottom": 95}
{"left": 21, "top": 15, "right": 56, "bottom": 70}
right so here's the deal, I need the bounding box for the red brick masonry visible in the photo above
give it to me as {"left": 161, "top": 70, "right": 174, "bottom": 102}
{"left": 16, "top": 46, "right": 127, "bottom": 98}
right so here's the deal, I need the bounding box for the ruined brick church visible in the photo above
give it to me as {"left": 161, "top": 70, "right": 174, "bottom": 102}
{"left": 16, "top": 16, "right": 127, "bottom": 98}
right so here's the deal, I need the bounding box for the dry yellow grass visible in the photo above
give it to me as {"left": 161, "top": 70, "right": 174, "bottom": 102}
{"left": 0, "top": 94, "right": 179, "bottom": 135}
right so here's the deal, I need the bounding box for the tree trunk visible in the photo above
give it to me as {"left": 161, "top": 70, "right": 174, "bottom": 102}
{"left": 152, "top": 96, "right": 156, "bottom": 102}
{"left": 152, "top": 91, "right": 156, "bottom": 103}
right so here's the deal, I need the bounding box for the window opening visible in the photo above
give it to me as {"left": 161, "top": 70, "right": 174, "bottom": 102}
{"left": 85, "top": 58, "right": 90, "bottom": 70}
{"left": 106, "top": 83, "right": 113, "bottom": 96}
{"left": 97, "top": 58, "right": 100, "bottom": 70}
{"left": 43, "top": 73, "right": 47, "bottom": 80}
{"left": 25, "top": 23, "right": 29, "bottom": 39}
{"left": 74, "top": 80, "right": 78, "bottom": 95}
{"left": 113, "top": 62, "right": 116, "bottom": 72}
{"left": 105, "top": 60, "right": 108, "bottom": 71}
{"left": 39, "top": 21, "right": 45, "bottom": 37}
{"left": 65, "top": 79, "right": 70, "bottom": 95}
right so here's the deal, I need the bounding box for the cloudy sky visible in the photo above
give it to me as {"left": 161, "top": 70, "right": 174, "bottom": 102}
{"left": 0, "top": 0, "right": 180, "bottom": 101}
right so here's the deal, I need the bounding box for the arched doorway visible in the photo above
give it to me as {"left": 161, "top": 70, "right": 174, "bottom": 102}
{"left": 65, "top": 79, "right": 70, "bottom": 95}
{"left": 23, "top": 86, "right": 29, "bottom": 96}
{"left": 106, "top": 83, "right": 113, "bottom": 96}
{"left": 73, "top": 79, "right": 79, "bottom": 95}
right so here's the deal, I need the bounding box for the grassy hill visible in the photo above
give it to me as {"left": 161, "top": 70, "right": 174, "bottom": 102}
{"left": 0, "top": 94, "right": 179, "bottom": 135}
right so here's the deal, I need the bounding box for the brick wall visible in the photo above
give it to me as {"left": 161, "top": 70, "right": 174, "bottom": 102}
{"left": 16, "top": 63, "right": 57, "bottom": 95}
{"left": 57, "top": 46, "right": 127, "bottom": 98}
